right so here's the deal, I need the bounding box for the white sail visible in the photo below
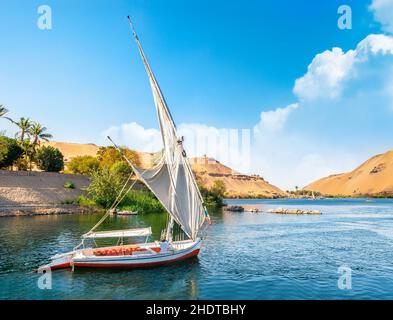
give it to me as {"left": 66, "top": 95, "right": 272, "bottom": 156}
{"left": 126, "top": 18, "right": 206, "bottom": 240}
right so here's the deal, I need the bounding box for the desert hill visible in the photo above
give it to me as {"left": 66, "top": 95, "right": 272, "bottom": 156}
{"left": 191, "top": 156, "right": 285, "bottom": 198}
{"left": 43, "top": 141, "right": 286, "bottom": 198}
{"left": 305, "top": 150, "right": 393, "bottom": 197}
{"left": 44, "top": 141, "right": 100, "bottom": 162}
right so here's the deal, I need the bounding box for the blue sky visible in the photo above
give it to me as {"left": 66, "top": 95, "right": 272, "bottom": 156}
{"left": 1, "top": 0, "right": 393, "bottom": 188}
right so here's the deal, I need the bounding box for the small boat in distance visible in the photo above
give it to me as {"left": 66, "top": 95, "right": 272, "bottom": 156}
{"left": 38, "top": 17, "right": 211, "bottom": 271}
{"left": 111, "top": 209, "right": 138, "bottom": 216}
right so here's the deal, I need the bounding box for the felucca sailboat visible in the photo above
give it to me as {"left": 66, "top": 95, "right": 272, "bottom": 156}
{"left": 38, "top": 17, "right": 210, "bottom": 270}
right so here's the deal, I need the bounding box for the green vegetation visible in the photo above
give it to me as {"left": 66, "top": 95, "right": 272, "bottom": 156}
{"left": 0, "top": 105, "right": 11, "bottom": 121}
{"left": 288, "top": 189, "right": 322, "bottom": 197}
{"left": 0, "top": 136, "right": 23, "bottom": 169}
{"left": 0, "top": 105, "right": 61, "bottom": 172}
{"left": 61, "top": 195, "right": 97, "bottom": 206}
{"left": 118, "top": 189, "right": 165, "bottom": 213}
{"left": 66, "top": 147, "right": 139, "bottom": 178}
{"left": 84, "top": 166, "right": 165, "bottom": 213}
{"left": 67, "top": 155, "right": 100, "bottom": 175}
{"left": 86, "top": 168, "right": 122, "bottom": 208}
{"left": 110, "top": 161, "right": 132, "bottom": 180}
{"left": 28, "top": 122, "right": 53, "bottom": 169}
{"left": 35, "top": 146, "right": 64, "bottom": 172}
{"left": 322, "top": 193, "right": 393, "bottom": 199}
{"left": 76, "top": 195, "right": 97, "bottom": 206}
{"left": 71, "top": 146, "right": 162, "bottom": 212}
{"left": 63, "top": 181, "right": 75, "bottom": 189}
{"left": 210, "top": 180, "right": 226, "bottom": 197}
{"left": 97, "top": 146, "right": 140, "bottom": 169}
{"left": 199, "top": 179, "right": 226, "bottom": 207}
{"left": 69, "top": 145, "right": 165, "bottom": 213}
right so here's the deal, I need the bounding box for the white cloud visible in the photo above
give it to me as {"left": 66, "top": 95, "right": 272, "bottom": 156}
{"left": 293, "top": 47, "right": 356, "bottom": 101}
{"left": 254, "top": 103, "right": 299, "bottom": 133}
{"left": 356, "top": 34, "right": 393, "bottom": 56}
{"left": 369, "top": 0, "right": 393, "bottom": 34}
{"left": 293, "top": 34, "right": 393, "bottom": 101}
{"left": 101, "top": 122, "right": 162, "bottom": 152}
{"left": 101, "top": 121, "right": 251, "bottom": 173}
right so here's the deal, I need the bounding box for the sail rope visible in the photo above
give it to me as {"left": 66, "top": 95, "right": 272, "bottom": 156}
{"left": 73, "top": 172, "right": 135, "bottom": 250}
{"left": 74, "top": 147, "right": 152, "bottom": 250}
{"left": 87, "top": 172, "right": 135, "bottom": 235}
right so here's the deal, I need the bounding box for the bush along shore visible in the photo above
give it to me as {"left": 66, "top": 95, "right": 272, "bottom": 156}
{"left": 63, "top": 148, "right": 227, "bottom": 213}
{"left": 72, "top": 168, "right": 226, "bottom": 214}
{"left": 0, "top": 105, "right": 226, "bottom": 216}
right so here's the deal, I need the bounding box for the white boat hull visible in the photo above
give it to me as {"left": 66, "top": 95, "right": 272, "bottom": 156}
{"left": 39, "top": 239, "right": 201, "bottom": 271}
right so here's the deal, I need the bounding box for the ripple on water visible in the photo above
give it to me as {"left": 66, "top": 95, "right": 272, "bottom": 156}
{"left": 2, "top": 199, "right": 393, "bottom": 299}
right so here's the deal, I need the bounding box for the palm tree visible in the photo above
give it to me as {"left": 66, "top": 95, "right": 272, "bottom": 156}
{"left": 28, "top": 122, "right": 53, "bottom": 170}
{"left": 14, "top": 117, "right": 32, "bottom": 142}
{"left": 29, "top": 122, "right": 53, "bottom": 146}
{"left": 11, "top": 117, "right": 32, "bottom": 170}
{"left": 0, "top": 105, "right": 8, "bottom": 136}
{"left": 0, "top": 105, "right": 12, "bottom": 121}
{"left": 0, "top": 105, "right": 8, "bottom": 117}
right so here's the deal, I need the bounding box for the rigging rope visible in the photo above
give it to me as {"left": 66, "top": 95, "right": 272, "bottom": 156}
{"left": 80, "top": 137, "right": 153, "bottom": 244}
{"left": 87, "top": 171, "right": 134, "bottom": 234}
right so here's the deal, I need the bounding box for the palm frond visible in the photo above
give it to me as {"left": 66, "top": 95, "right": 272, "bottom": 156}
{"left": 0, "top": 105, "right": 9, "bottom": 117}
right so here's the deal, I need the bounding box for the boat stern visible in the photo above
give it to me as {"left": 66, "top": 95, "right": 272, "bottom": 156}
{"left": 38, "top": 251, "right": 75, "bottom": 272}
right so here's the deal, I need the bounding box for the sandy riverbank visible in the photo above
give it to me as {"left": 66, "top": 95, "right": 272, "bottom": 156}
{"left": 0, "top": 170, "right": 97, "bottom": 217}
{"left": 0, "top": 204, "right": 99, "bottom": 217}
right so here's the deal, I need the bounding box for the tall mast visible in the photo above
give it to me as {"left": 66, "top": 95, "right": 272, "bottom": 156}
{"left": 126, "top": 16, "right": 204, "bottom": 204}
{"left": 127, "top": 16, "right": 177, "bottom": 131}
{"left": 125, "top": 17, "right": 208, "bottom": 240}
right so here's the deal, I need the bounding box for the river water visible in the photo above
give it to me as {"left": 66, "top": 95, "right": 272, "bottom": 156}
{"left": 1, "top": 198, "right": 393, "bottom": 299}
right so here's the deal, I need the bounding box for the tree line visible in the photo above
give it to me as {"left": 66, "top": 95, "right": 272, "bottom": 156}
{"left": 0, "top": 105, "right": 64, "bottom": 171}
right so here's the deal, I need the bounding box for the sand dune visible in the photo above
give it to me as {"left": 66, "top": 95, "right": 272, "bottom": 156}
{"left": 43, "top": 141, "right": 100, "bottom": 162}
{"left": 305, "top": 150, "right": 393, "bottom": 197}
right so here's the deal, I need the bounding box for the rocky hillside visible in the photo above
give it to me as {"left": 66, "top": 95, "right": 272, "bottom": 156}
{"left": 190, "top": 156, "right": 285, "bottom": 198}
{"left": 305, "top": 149, "right": 393, "bottom": 197}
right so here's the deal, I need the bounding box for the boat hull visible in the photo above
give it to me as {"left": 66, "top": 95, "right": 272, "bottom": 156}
{"left": 39, "top": 239, "right": 201, "bottom": 271}
{"left": 73, "top": 248, "right": 200, "bottom": 268}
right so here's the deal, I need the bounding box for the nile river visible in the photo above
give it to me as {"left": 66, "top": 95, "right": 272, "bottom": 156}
{"left": 1, "top": 198, "right": 393, "bottom": 299}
